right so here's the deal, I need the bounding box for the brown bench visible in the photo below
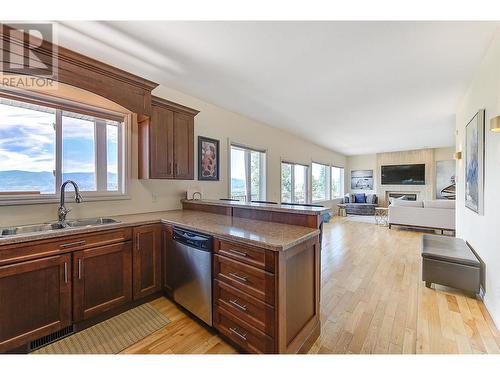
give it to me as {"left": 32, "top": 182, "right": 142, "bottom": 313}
{"left": 421, "top": 235, "right": 480, "bottom": 294}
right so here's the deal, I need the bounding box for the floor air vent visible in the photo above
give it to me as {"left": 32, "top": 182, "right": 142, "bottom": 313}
{"left": 29, "top": 325, "right": 74, "bottom": 351}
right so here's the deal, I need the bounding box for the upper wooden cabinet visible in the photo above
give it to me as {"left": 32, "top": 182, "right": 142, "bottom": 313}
{"left": 139, "top": 96, "right": 198, "bottom": 180}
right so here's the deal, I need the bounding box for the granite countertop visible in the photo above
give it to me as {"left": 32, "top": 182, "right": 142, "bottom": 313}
{"left": 182, "top": 199, "right": 331, "bottom": 215}
{"left": 0, "top": 210, "right": 320, "bottom": 251}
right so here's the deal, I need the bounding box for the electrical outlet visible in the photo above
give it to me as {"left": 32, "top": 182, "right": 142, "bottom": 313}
{"left": 152, "top": 193, "right": 158, "bottom": 203}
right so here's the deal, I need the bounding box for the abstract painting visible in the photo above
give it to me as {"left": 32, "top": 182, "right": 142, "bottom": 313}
{"left": 435, "top": 160, "right": 456, "bottom": 200}
{"left": 465, "top": 110, "right": 485, "bottom": 214}
{"left": 198, "top": 136, "right": 220, "bottom": 181}
{"left": 351, "top": 170, "right": 374, "bottom": 190}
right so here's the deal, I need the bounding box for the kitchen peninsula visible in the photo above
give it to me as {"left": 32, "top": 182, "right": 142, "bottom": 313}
{"left": 0, "top": 204, "right": 322, "bottom": 354}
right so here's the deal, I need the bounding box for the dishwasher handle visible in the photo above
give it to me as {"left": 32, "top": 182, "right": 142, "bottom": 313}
{"left": 173, "top": 227, "right": 213, "bottom": 251}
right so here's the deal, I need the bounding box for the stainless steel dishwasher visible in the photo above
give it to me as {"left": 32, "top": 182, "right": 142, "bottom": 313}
{"left": 168, "top": 226, "right": 213, "bottom": 326}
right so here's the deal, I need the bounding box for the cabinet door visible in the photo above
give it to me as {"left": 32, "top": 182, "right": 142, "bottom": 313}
{"left": 150, "top": 104, "right": 174, "bottom": 178}
{"left": 0, "top": 254, "right": 72, "bottom": 352}
{"left": 73, "top": 242, "right": 132, "bottom": 322}
{"left": 133, "top": 224, "right": 162, "bottom": 299}
{"left": 173, "top": 111, "right": 194, "bottom": 179}
{"left": 162, "top": 225, "right": 173, "bottom": 295}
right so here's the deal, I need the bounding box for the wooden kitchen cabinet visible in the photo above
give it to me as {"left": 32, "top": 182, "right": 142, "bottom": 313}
{"left": 213, "top": 236, "right": 321, "bottom": 354}
{"left": 0, "top": 254, "right": 72, "bottom": 352}
{"left": 162, "top": 225, "right": 174, "bottom": 295}
{"left": 173, "top": 111, "right": 194, "bottom": 179}
{"left": 73, "top": 241, "right": 132, "bottom": 322}
{"left": 138, "top": 96, "right": 198, "bottom": 180}
{"left": 133, "top": 224, "right": 162, "bottom": 299}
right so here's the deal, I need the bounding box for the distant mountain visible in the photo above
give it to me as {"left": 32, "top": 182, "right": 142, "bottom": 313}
{"left": 0, "top": 170, "right": 117, "bottom": 193}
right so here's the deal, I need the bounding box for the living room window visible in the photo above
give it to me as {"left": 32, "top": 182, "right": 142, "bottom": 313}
{"left": 312, "top": 162, "right": 330, "bottom": 202}
{"left": 331, "top": 166, "right": 345, "bottom": 198}
{"left": 281, "top": 161, "right": 309, "bottom": 204}
{"left": 0, "top": 94, "right": 126, "bottom": 203}
{"left": 230, "top": 144, "right": 266, "bottom": 202}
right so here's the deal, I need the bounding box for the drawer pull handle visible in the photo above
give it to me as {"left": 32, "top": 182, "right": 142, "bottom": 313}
{"left": 63, "top": 262, "right": 68, "bottom": 284}
{"left": 60, "top": 240, "right": 86, "bottom": 248}
{"left": 228, "top": 249, "right": 247, "bottom": 257}
{"left": 229, "top": 327, "right": 247, "bottom": 341}
{"left": 229, "top": 299, "right": 247, "bottom": 311}
{"left": 228, "top": 272, "right": 248, "bottom": 283}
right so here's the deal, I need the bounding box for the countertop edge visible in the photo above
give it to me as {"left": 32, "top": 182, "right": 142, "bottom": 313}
{"left": 182, "top": 199, "right": 331, "bottom": 215}
{"left": 0, "top": 212, "right": 320, "bottom": 252}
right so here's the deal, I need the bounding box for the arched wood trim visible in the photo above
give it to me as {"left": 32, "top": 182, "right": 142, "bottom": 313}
{"left": 1, "top": 25, "right": 158, "bottom": 117}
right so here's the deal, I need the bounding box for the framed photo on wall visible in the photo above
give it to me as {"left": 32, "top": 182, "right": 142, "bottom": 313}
{"left": 198, "top": 136, "right": 220, "bottom": 181}
{"left": 465, "top": 109, "right": 485, "bottom": 214}
{"left": 351, "top": 170, "right": 374, "bottom": 190}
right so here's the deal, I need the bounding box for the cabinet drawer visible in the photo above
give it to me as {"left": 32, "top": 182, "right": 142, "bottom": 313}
{"left": 214, "top": 255, "right": 275, "bottom": 305}
{"left": 214, "top": 305, "right": 275, "bottom": 354}
{"left": 214, "top": 279, "right": 275, "bottom": 337}
{"left": 214, "top": 238, "right": 275, "bottom": 272}
{"left": 0, "top": 228, "right": 133, "bottom": 266}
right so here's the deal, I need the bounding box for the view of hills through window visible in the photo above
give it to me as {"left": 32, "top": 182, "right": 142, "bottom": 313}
{"left": 0, "top": 98, "right": 119, "bottom": 195}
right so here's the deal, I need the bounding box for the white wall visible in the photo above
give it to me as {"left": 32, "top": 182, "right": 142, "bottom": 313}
{"left": 0, "top": 84, "right": 346, "bottom": 226}
{"left": 346, "top": 154, "right": 377, "bottom": 195}
{"left": 456, "top": 30, "right": 500, "bottom": 329}
{"left": 345, "top": 147, "right": 454, "bottom": 203}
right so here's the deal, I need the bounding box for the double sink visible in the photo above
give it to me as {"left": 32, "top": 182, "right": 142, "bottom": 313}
{"left": 0, "top": 217, "right": 120, "bottom": 237}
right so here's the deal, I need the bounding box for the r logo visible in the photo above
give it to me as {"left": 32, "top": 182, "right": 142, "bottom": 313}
{"left": 1, "top": 23, "right": 57, "bottom": 78}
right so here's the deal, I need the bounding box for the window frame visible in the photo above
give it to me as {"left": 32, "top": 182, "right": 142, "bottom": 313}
{"left": 311, "top": 161, "right": 331, "bottom": 202}
{"left": 280, "top": 160, "right": 310, "bottom": 204}
{"left": 331, "top": 165, "right": 345, "bottom": 199}
{"left": 228, "top": 142, "right": 267, "bottom": 202}
{"left": 0, "top": 90, "right": 130, "bottom": 206}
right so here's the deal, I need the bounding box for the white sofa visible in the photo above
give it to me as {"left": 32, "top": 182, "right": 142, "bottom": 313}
{"left": 388, "top": 199, "right": 455, "bottom": 233}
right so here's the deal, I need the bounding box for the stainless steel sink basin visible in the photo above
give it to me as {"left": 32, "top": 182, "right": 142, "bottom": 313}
{"left": 0, "top": 218, "right": 120, "bottom": 237}
{"left": 66, "top": 217, "right": 120, "bottom": 227}
{"left": 0, "top": 222, "right": 65, "bottom": 236}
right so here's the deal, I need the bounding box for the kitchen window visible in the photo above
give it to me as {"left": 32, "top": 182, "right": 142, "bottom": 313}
{"left": 331, "top": 166, "right": 345, "bottom": 198}
{"left": 311, "top": 162, "right": 330, "bottom": 202}
{"left": 230, "top": 144, "right": 266, "bottom": 202}
{"left": 0, "top": 94, "right": 126, "bottom": 203}
{"left": 281, "top": 161, "right": 309, "bottom": 204}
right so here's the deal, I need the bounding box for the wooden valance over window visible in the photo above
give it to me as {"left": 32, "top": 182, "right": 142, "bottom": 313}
{"left": 0, "top": 25, "right": 158, "bottom": 117}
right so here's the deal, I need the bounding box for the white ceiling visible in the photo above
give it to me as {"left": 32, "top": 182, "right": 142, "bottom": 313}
{"left": 56, "top": 21, "right": 499, "bottom": 156}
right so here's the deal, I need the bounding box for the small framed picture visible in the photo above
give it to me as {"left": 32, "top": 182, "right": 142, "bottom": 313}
{"left": 198, "top": 136, "right": 220, "bottom": 181}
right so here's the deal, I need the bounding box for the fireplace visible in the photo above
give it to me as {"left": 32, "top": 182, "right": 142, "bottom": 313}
{"left": 387, "top": 192, "right": 418, "bottom": 201}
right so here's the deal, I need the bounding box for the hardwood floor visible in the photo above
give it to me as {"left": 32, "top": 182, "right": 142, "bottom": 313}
{"left": 121, "top": 216, "right": 500, "bottom": 354}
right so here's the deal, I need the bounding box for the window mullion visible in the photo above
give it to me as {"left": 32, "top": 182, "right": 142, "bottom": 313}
{"left": 327, "top": 166, "right": 331, "bottom": 200}
{"left": 95, "top": 120, "right": 107, "bottom": 191}
{"left": 291, "top": 164, "right": 295, "bottom": 203}
{"left": 55, "top": 110, "right": 62, "bottom": 193}
{"left": 244, "top": 150, "right": 251, "bottom": 202}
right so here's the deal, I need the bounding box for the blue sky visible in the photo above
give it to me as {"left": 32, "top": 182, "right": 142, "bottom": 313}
{"left": 0, "top": 102, "right": 118, "bottom": 174}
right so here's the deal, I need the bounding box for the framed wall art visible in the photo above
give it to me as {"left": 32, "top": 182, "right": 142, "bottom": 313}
{"left": 198, "top": 136, "right": 220, "bottom": 181}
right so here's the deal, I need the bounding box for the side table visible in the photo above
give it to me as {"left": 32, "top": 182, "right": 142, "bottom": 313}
{"left": 374, "top": 207, "right": 389, "bottom": 226}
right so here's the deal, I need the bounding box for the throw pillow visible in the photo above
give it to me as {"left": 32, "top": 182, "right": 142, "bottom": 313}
{"left": 354, "top": 193, "right": 366, "bottom": 203}
{"left": 344, "top": 194, "right": 350, "bottom": 203}
{"left": 366, "top": 194, "right": 375, "bottom": 204}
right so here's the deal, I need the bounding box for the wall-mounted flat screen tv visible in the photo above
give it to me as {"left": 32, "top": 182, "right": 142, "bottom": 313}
{"left": 381, "top": 164, "right": 425, "bottom": 185}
